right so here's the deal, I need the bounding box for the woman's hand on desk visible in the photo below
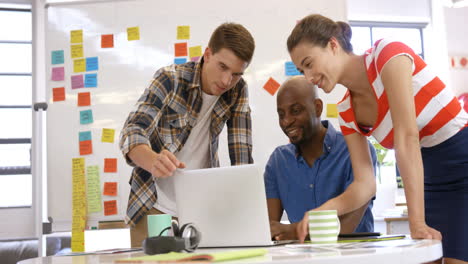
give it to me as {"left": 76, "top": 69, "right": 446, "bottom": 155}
{"left": 270, "top": 221, "right": 297, "bottom": 241}
{"left": 410, "top": 221, "right": 442, "bottom": 240}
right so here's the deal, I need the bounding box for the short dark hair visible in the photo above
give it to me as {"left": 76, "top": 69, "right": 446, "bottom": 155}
{"left": 287, "top": 14, "right": 353, "bottom": 53}
{"left": 208, "top": 23, "right": 255, "bottom": 63}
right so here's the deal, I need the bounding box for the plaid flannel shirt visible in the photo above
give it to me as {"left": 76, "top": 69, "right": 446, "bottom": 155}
{"left": 119, "top": 60, "right": 253, "bottom": 226}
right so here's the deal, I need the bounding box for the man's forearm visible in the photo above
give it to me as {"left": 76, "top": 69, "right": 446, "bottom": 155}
{"left": 127, "top": 144, "right": 157, "bottom": 173}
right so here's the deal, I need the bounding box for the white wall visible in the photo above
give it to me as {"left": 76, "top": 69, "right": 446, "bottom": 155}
{"left": 347, "top": 0, "right": 431, "bottom": 22}
{"left": 444, "top": 6, "right": 468, "bottom": 95}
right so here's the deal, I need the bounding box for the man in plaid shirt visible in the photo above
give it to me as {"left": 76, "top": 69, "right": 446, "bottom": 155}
{"left": 120, "top": 23, "right": 255, "bottom": 247}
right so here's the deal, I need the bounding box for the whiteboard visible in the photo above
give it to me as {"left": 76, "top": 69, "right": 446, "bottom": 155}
{"left": 46, "top": 0, "right": 347, "bottom": 231}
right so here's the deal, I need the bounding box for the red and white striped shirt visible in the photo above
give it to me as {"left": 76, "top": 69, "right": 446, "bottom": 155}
{"left": 338, "top": 39, "right": 468, "bottom": 149}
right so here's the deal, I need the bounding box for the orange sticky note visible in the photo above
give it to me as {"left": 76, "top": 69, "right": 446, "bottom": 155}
{"left": 101, "top": 34, "right": 114, "bottom": 48}
{"left": 52, "top": 87, "right": 65, "bottom": 102}
{"left": 77, "top": 92, "right": 91, "bottom": 107}
{"left": 79, "top": 140, "right": 93, "bottom": 155}
{"left": 103, "top": 182, "right": 118, "bottom": 196}
{"left": 174, "top": 42, "right": 188, "bottom": 57}
{"left": 103, "top": 200, "right": 117, "bottom": 216}
{"left": 263, "top": 77, "right": 281, "bottom": 96}
{"left": 104, "top": 158, "right": 117, "bottom": 173}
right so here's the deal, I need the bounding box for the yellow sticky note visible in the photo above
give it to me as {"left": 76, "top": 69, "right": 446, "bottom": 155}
{"left": 71, "top": 231, "right": 85, "bottom": 252}
{"left": 127, "top": 26, "right": 140, "bottom": 41}
{"left": 72, "top": 158, "right": 85, "bottom": 176}
{"left": 101, "top": 128, "right": 115, "bottom": 143}
{"left": 326, "top": 103, "right": 338, "bottom": 118}
{"left": 70, "top": 29, "right": 83, "bottom": 44}
{"left": 71, "top": 44, "right": 84, "bottom": 59}
{"left": 72, "top": 157, "right": 87, "bottom": 253}
{"left": 177, "top": 25, "right": 190, "bottom": 40}
{"left": 73, "top": 59, "right": 86, "bottom": 73}
{"left": 189, "top": 45, "right": 202, "bottom": 59}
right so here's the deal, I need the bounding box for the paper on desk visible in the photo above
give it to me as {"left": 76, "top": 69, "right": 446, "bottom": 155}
{"left": 115, "top": 248, "right": 268, "bottom": 263}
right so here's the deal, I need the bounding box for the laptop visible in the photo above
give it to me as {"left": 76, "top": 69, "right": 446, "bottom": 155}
{"left": 174, "top": 164, "right": 292, "bottom": 247}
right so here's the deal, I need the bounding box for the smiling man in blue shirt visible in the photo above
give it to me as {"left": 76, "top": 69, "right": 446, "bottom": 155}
{"left": 264, "top": 76, "right": 377, "bottom": 240}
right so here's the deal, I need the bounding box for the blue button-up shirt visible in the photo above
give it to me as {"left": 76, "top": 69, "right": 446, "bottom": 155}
{"left": 264, "top": 120, "right": 377, "bottom": 232}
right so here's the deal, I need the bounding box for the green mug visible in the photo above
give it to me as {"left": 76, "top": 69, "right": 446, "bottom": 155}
{"left": 308, "top": 210, "right": 341, "bottom": 244}
{"left": 147, "top": 214, "right": 172, "bottom": 237}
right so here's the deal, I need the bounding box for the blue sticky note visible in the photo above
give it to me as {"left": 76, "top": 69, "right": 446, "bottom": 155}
{"left": 84, "top": 73, "right": 97, "bottom": 88}
{"left": 285, "top": 61, "right": 302, "bottom": 76}
{"left": 79, "top": 131, "right": 92, "bottom": 142}
{"left": 51, "top": 50, "right": 64, "bottom": 65}
{"left": 80, "top": 110, "right": 93, "bottom": 124}
{"left": 86, "top": 57, "right": 99, "bottom": 71}
{"left": 174, "top": 58, "right": 187, "bottom": 65}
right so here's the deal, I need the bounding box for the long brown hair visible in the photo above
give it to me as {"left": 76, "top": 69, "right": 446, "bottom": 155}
{"left": 287, "top": 14, "right": 353, "bottom": 53}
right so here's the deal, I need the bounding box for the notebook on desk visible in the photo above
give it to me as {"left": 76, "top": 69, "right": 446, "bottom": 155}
{"left": 174, "top": 164, "right": 294, "bottom": 248}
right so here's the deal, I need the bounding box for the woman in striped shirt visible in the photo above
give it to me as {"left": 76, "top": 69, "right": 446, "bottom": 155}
{"left": 287, "top": 14, "right": 468, "bottom": 264}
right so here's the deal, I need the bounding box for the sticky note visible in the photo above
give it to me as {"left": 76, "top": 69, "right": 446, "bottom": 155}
{"left": 80, "top": 109, "right": 93, "bottom": 124}
{"left": 71, "top": 44, "right": 83, "bottom": 59}
{"left": 79, "top": 131, "right": 92, "bottom": 142}
{"left": 77, "top": 92, "right": 91, "bottom": 107}
{"left": 326, "top": 103, "right": 338, "bottom": 118}
{"left": 285, "top": 61, "right": 302, "bottom": 76}
{"left": 73, "top": 58, "right": 86, "bottom": 73}
{"left": 263, "top": 77, "right": 281, "bottom": 96}
{"left": 84, "top": 73, "right": 97, "bottom": 88}
{"left": 51, "top": 67, "right": 65, "bottom": 81}
{"left": 52, "top": 87, "right": 65, "bottom": 102}
{"left": 191, "top": 56, "right": 200, "bottom": 62}
{"left": 79, "top": 140, "right": 93, "bottom": 155}
{"left": 71, "top": 231, "right": 85, "bottom": 252}
{"left": 51, "top": 50, "right": 64, "bottom": 64}
{"left": 103, "top": 182, "right": 118, "bottom": 196}
{"left": 174, "top": 58, "right": 187, "bottom": 65}
{"left": 101, "top": 128, "right": 115, "bottom": 143}
{"left": 86, "top": 57, "right": 99, "bottom": 71}
{"left": 71, "top": 75, "right": 84, "bottom": 89}
{"left": 101, "top": 34, "right": 114, "bottom": 48}
{"left": 174, "top": 42, "right": 188, "bottom": 57}
{"left": 189, "top": 45, "right": 202, "bottom": 59}
{"left": 87, "top": 165, "right": 102, "bottom": 213}
{"left": 127, "top": 26, "right": 140, "bottom": 41}
{"left": 104, "top": 200, "right": 117, "bottom": 216}
{"left": 70, "top": 29, "right": 83, "bottom": 44}
{"left": 104, "top": 158, "right": 117, "bottom": 173}
{"left": 72, "top": 158, "right": 85, "bottom": 177}
{"left": 177, "top": 25, "right": 190, "bottom": 40}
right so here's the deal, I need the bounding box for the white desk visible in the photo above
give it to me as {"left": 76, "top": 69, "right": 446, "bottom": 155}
{"left": 19, "top": 238, "right": 442, "bottom": 264}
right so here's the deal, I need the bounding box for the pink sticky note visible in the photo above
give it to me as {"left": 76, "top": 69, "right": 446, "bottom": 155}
{"left": 191, "top": 56, "right": 200, "bottom": 62}
{"left": 51, "top": 67, "right": 65, "bottom": 81}
{"left": 71, "top": 75, "right": 84, "bottom": 89}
